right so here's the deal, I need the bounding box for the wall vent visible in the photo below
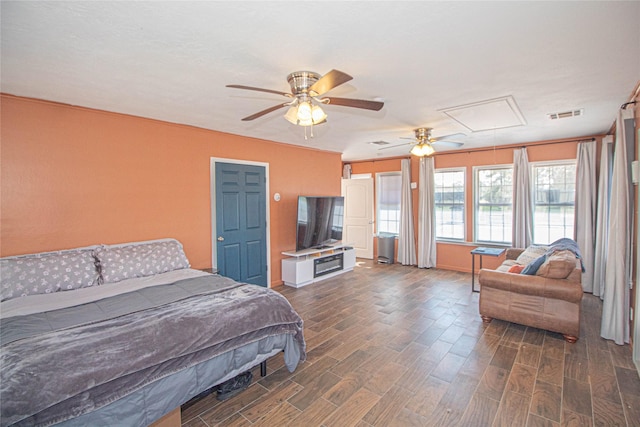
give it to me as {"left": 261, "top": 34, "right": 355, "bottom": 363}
{"left": 548, "top": 109, "right": 584, "bottom": 120}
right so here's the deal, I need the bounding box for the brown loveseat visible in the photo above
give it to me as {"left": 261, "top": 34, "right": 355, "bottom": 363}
{"left": 478, "top": 246, "right": 583, "bottom": 343}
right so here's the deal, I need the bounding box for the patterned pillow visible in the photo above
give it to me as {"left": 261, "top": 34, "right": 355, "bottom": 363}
{"left": 96, "top": 239, "right": 190, "bottom": 284}
{"left": 515, "top": 245, "right": 549, "bottom": 265}
{"left": 0, "top": 249, "right": 100, "bottom": 302}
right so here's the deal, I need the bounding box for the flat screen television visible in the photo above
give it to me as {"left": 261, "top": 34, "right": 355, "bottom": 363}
{"left": 296, "top": 196, "right": 344, "bottom": 251}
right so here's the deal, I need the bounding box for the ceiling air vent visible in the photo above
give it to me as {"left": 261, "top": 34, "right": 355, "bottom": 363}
{"left": 368, "top": 140, "right": 390, "bottom": 146}
{"left": 548, "top": 109, "right": 584, "bottom": 120}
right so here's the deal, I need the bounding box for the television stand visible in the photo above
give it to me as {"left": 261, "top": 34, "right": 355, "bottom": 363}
{"left": 313, "top": 245, "right": 333, "bottom": 250}
{"left": 281, "top": 244, "right": 356, "bottom": 288}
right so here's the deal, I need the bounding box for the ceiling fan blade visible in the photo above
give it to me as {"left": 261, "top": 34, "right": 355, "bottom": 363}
{"left": 227, "top": 84, "right": 293, "bottom": 98}
{"left": 431, "top": 132, "right": 466, "bottom": 142}
{"left": 323, "top": 97, "right": 384, "bottom": 111}
{"left": 432, "top": 140, "right": 464, "bottom": 148}
{"left": 241, "top": 103, "right": 290, "bottom": 121}
{"left": 309, "top": 70, "right": 353, "bottom": 96}
{"left": 378, "top": 142, "right": 413, "bottom": 151}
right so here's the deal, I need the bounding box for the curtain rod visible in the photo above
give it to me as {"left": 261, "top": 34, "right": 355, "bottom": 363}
{"left": 436, "top": 137, "right": 597, "bottom": 156}
{"left": 348, "top": 137, "right": 598, "bottom": 164}
{"left": 621, "top": 100, "right": 637, "bottom": 109}
{"left": 501, "top": 137, "right": 595, "bottom": 150}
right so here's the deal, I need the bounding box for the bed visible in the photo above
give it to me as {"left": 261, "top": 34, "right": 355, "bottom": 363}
{"left": 0, "top": 239, "right": 306, "bottom": 427}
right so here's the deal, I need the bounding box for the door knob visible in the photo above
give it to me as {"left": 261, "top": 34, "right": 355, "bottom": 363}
{"left": 217, "top": 236, "right": 225, "bottom": 241}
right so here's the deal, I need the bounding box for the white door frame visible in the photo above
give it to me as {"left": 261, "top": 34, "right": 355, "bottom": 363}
{"left": 210, "top": 157, "right": 271, "bottom": 287}
{"left": 342, "top": 175, "right": 374, "bottom": 259}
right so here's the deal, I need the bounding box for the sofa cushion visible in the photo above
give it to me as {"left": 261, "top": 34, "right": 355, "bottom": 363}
{"left": 536, "top": 250, "right": 577, "bottom": 279}
{"left": 496, "top": 259, "right": 519, "bottom": 272}
{"left": 515, "top": 245, "right": 549, "bottom": 265}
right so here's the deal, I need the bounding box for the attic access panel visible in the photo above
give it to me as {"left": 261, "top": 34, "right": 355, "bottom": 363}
{"left": 440, "top": 95, "right": 527, "bottom": 132}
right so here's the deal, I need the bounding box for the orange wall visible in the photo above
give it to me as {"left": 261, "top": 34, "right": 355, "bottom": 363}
{"left": 0, "top": 95, "right": 343, "bottom": 285}
{"left": 349, "top": 137, "right": 602, "bottom": 273}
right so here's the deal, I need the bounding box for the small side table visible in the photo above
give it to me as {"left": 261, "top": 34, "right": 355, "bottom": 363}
{"left": 471, "top": 247, "right": 505, "bottom": 292}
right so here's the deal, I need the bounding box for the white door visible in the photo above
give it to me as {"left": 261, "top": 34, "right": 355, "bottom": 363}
{"left": 341, "top": 178, "right": 374, "bottom": 259}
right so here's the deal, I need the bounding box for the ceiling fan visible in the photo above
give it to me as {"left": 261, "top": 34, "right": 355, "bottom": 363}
{"left": 380, "top": 127, "right": 465, "bottom": 156}
{"left": 226, "top": 70, "right": 384, "bottom": 131}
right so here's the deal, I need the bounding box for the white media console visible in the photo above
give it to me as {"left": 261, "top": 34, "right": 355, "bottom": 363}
{"left": 281, "top": 244, "right": 356, "bottom": 288}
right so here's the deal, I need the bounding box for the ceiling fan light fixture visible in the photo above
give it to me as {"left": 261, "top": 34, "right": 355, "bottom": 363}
{"left": 311, "top": 104, "right": 327, "bottom": 123}
{"left": 297, "top": 101, "right": 312, "bottom": 121}
{"left": 284, "top": 101, "right": 327, "bottom": 127}
{"left": 284, "top": 106, "right": 299, "bottom": 125}
{"left": 410, "top": 143, "right": 435, "bottom": 157}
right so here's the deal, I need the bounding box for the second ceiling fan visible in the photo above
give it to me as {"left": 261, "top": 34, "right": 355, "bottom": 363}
{"left": 381, "top": 128, "right": 465, "bottom": 156}
{"left": 227, "top": 69, "right": 384, "bottom": 128}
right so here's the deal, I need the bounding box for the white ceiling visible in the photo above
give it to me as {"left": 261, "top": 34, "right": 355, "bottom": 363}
{"left": 2, "top": 1, "right": 639, "bottom": 162}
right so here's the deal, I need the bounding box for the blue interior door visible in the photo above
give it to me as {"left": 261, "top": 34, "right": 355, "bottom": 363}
{"left": 215, "top": 162, "right": 267, "bottom": 287}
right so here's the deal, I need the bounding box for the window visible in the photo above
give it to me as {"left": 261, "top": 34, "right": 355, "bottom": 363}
{"left": 475, "top": 166, "right": 513, "bottom": 244}
{"left": 376, "top": 172, "right": 401, "bottom": 235}
{"left": 532, "top": 161, "right": 576, "bottom": 245}
{"left": 435, "top": 168, "right": 465, "bottom": 240}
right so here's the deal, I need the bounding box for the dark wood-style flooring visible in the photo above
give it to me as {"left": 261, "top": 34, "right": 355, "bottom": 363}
{"left": 181, "top": 259, "right": 640, "bottom": 426}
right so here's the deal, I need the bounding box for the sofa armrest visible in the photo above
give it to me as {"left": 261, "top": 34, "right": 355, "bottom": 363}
{"left": 478, "top": 268, "right": 583, "bottom": 303}
{"left": 505, "top": 248, "right": 524, "bottom": 261}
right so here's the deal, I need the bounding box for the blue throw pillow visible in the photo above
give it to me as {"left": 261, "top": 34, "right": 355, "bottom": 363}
{"left": 522, "top": 254, "right": 546, "bottom": 275}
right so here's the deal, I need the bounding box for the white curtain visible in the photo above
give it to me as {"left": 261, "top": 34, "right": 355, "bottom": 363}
{"left": 512, "top": 148, "right": 532, "bottom": 248}
{"left": 601, "top": 109, "right": 633, "bottom": 345}
{"left": 342, "top": 164, "right": 352, "bottom": 179}
{"left": 418, "top": 157, "right": 437, "bottom": 268}
{"left": 574, "top": 140, "right": 597, "bottom": 292}
{"left": 397, "top": 159, "right": 417, "bottom": 265}
{"left": 593, "top": 136, "right": 613, "bottom": 298}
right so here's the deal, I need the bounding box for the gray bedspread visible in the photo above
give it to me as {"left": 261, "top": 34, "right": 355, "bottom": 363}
{"left": 0, "top": 274, "right": 305, "bottom": 427}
